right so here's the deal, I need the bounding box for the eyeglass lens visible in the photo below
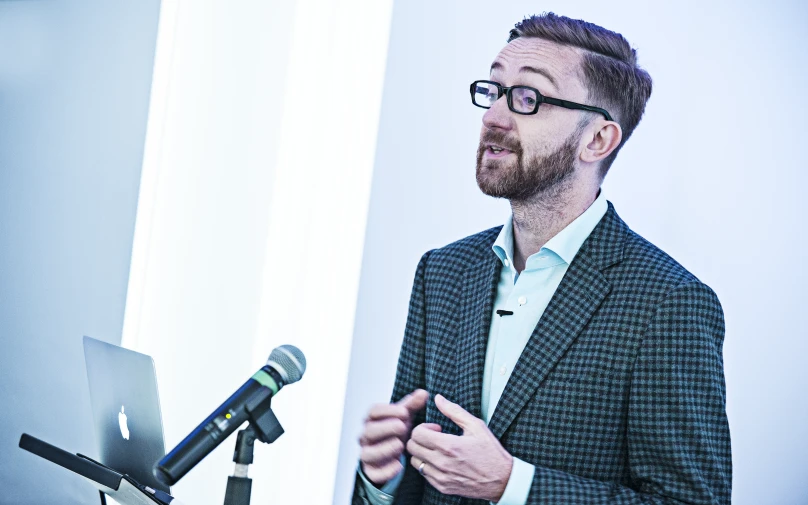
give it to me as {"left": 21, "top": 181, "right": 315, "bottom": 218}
{"left": 473, "top": 81, "right": 539, "bottom": 114}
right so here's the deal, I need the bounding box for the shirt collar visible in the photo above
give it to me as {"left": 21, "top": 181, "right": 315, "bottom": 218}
{"left": 492, "top": 190, "right": 608, "bottom": 268}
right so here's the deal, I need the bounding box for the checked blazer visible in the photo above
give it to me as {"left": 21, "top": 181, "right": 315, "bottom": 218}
{"left": 353, "top": 202, "right": 731, "bottom": 505}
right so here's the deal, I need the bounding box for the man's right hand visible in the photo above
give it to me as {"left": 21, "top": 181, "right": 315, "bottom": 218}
{"left": 359, "top": 389, "right": 429, "bottom": 486}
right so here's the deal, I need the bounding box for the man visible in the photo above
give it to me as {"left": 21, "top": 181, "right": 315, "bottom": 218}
{"left": 353, "top": 12, "right": 731, "bottom": 505}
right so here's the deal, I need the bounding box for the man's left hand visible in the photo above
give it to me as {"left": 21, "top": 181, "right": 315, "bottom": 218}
{"left": 406, "top": 394, "right": 513, "bottom": 502}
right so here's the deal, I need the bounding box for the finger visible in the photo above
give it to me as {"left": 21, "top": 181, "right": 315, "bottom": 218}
{"left": 406, "top": 436, "right": 438, "bottom": 463}
{"left": 409, "top": 455, "right": 431, "bottom": 477}
{"left": 434, "top": 394, "right": 480, "bottom": 432}
{"left": 396, "top": 389, "right": 429, "bottom": 415}
{"left": 410, "top": 424, "right": 452, "bottom": 450}
{"left": 420, "top": 423, "right": 442, "bottom": 432}
{"left": 409, "top": 455, "right": 441, "bottom": 489}
{"left": 366, "top": 403, "right": 411, "bottom": 422}
{"left": 359, "top": 418, "right": 409, "bottom": 446}
{"left": 360, "top": 437, "right": 405, "bottom": 466}
{"left": 409, "top": 455, "right": 423, "bottom": 474}
{"left": 362, "top": 458, "right": 404, "bottom": 486}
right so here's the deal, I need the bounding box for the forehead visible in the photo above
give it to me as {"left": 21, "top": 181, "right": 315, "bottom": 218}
{"left": 490, "top": 37, "right": 583, "bottom": 93}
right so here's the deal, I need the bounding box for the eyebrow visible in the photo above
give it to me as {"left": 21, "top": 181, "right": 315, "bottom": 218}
{"left": 489, "top": 62, "right": 559, "bottom": 90}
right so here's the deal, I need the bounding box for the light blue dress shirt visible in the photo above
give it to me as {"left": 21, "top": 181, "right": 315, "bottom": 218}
{"left": 360, "top": 192, "right": 608, "bottom": 505}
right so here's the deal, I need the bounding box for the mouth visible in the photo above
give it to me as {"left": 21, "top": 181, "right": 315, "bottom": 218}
{"left": 484, "top": 143, "right": 515, "bottom": 159}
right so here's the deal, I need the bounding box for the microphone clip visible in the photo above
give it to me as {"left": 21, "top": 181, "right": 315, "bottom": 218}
{"left": 243, "top": 389, "right": 284, "bottom": 444}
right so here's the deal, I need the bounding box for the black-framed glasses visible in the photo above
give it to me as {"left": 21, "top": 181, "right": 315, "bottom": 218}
{"left": 470, "top": 80, "right": 613, "bottom": 122}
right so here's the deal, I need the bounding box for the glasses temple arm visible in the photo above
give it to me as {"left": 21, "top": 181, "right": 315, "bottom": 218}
{"left": 542, "top": 96, "right": 614, "bottom": 122}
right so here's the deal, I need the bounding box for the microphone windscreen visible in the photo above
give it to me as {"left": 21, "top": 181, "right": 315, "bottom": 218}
{"left": 267, "top": 345, "right": 306, "bottom": 384}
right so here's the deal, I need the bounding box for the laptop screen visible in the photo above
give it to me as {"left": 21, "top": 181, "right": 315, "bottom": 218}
{"left": 83, "top": 336, "right": 169, "bottom": 493}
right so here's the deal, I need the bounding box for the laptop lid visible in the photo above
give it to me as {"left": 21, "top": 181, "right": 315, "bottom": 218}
{"left": 83, "top": 336, "right": 169, "bottom": 493}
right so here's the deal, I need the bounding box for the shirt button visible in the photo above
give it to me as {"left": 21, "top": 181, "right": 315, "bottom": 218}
{"left": 499, "top": 366, "right": 507, "bottom": 375}
{"left": 503, "top": 259, "right": 510, "bottom": 267}
{"left": 518, "top": 296, "right": 527, "bottom": 306}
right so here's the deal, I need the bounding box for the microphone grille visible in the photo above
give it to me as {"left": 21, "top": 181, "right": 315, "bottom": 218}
{"left": 267, "top": 345, "right": 306, "bottom": 384}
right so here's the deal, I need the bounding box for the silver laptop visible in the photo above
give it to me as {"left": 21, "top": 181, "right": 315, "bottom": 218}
{"left": 83, "top": 336, "right": 169, "bottom": 493}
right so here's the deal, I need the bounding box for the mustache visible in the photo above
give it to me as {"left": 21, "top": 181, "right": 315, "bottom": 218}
{"left": 479, "top": 130, "right": 522, "bottom": 154}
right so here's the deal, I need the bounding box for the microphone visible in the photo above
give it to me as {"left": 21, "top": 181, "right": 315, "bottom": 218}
{"left": 153, "top": 345, "right": 306, "bottom": 487}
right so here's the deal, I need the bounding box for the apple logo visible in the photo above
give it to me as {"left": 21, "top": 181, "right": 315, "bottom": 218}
{"left": 118, "top": 405, "right": 130, "bottom": 440}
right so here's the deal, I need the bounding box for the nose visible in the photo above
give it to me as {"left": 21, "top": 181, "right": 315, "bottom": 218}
{"left": 482, "top": 94, "right": 513, "bottom": 131}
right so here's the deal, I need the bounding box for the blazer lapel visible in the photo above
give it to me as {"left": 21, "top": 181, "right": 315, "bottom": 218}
{"left": 451, "top": 254, "right": 501, "bottom": 426}
{"left": 487, "top": 204, "right": 626, "bottom": 439}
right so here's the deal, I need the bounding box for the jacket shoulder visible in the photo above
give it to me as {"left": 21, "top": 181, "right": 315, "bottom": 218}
{"left": 620, "top": 221, "right": 712, "bottom": 302}
{"left": 621, "top": 228, "right": 700, "bottom": 287}
{"left": 592, "top": 204, "right": 717, "bottom": 300}
{"left": 423, "top": 226, "right": 501, "bottom": 274}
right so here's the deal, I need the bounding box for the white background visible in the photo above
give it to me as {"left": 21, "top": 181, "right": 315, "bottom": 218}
{"left": 0, "top": 1, "right": 160, "bottom": 503}
{"left": 121, "top": 1, "right": 394, "bottom": 504}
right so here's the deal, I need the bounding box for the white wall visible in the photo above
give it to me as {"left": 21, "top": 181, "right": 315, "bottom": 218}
{"left": 121, "top": 1, "right": 297, "bottom": 502}
{"left": 336, "top": 1, "right": 808, "bottom": 504}
{"left": 122, "top": 1, "right": 393, "bottom": 504}
{"left": 0, "top": 1, "right": 160, "bottom": 503}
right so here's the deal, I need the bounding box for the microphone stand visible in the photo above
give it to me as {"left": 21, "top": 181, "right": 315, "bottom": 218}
{"left": 223, "top": 387, "right": 285, "bottom": 505}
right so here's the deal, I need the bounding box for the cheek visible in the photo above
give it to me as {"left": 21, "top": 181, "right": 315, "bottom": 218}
{"left": 517, "top": 124, "right": 551, "bottom": 156}
{"left": 519, "top": 114, "right": 579, "bottom": 154}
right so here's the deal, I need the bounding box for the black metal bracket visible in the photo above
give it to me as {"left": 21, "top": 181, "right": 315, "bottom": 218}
{"left": 223, "top": 389, "right": 284, "bottom": 505}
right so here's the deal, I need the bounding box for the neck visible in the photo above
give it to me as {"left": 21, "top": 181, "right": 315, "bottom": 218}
{"left": 509, "top": 175, "right": 599, "bottom": 273}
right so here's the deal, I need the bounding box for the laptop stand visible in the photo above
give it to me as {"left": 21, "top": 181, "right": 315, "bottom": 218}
{"left": 19, "top": 433, "right": 173, "bottom": 505}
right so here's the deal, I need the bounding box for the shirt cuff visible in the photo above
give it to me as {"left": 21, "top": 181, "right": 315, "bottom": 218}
{"left": 356, "top": 456, "right": 406, "bottom": 505}
{"left": 492, "top": 457, "right": 535, "bottom": 505}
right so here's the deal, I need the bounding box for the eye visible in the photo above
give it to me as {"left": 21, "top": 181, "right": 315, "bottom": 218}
{"left": 510, "top": 87, "right": 539, "bottom": 112}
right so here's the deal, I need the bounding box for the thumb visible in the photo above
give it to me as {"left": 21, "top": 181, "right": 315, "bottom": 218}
{"left": 397, "top": 389, "right": 429, "bottom": 416}
{"left": 435, "top": 394, "right": 479, "bottom": 432}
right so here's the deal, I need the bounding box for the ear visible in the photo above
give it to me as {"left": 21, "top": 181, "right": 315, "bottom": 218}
{"left": 580, "top": 120, "right": 622, "bottom": 165}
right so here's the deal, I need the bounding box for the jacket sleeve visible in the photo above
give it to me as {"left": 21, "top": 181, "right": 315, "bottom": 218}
{"left": 525, "top": 281, "right": 732, "bottom": 504}
{"left": 352, "top": 251, "right": 432, "bottom": 505}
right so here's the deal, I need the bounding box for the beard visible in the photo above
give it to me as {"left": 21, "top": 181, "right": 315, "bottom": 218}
{"left": 476, "top": 128, "right": 580, "bottom": 202}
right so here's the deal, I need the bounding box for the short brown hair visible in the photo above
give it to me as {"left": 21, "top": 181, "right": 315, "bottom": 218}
{"left": 509, "top": 13, "right": 653, "bottom": 177}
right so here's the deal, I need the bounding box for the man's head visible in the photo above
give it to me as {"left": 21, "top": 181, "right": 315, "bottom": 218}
{"left": 475, "top": 13, "right": 652, "bottom": 202}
